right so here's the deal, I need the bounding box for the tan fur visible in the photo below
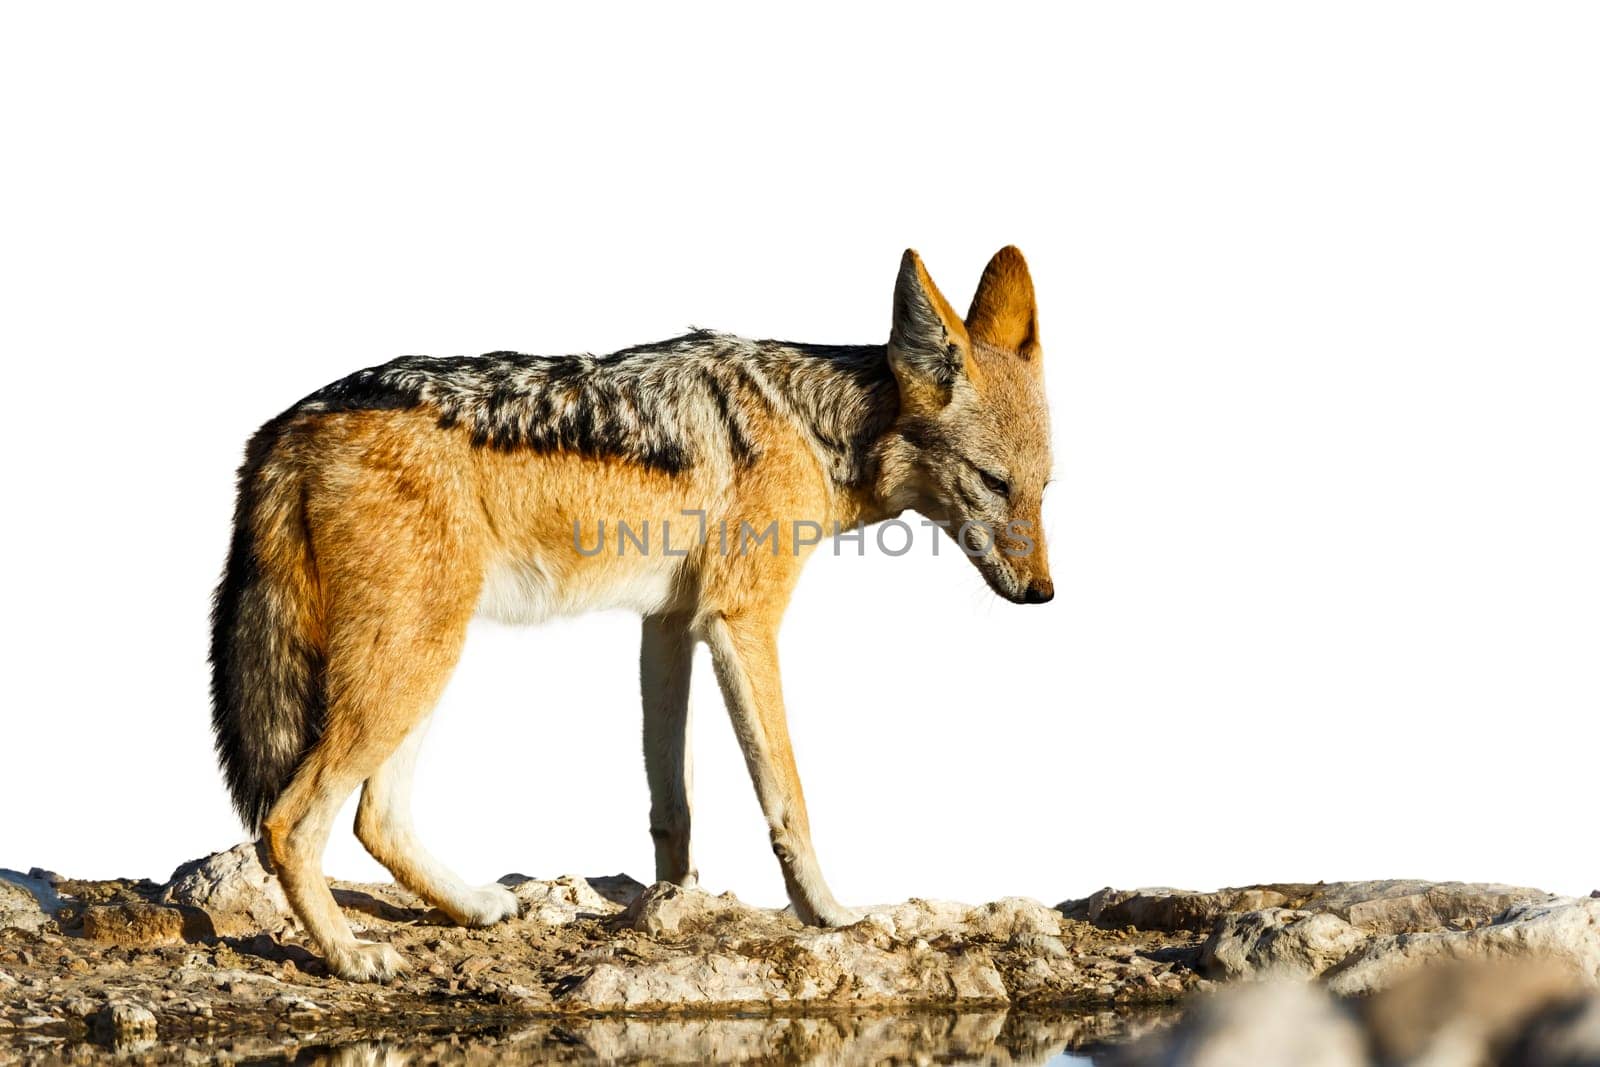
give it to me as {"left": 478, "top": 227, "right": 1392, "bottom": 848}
{"left": 236, "top": 248, "right": 1054, "bottom": 978}
{"left": 966, "top": 245, "right": 1040, "bottom": 357}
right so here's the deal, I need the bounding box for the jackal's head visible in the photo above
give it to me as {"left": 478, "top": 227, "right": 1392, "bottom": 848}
{"left": 876, "top": 246, "right": 1054, "bottom": 604}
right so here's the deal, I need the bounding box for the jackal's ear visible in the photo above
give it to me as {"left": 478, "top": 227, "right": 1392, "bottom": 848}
{"left": 889, "top": 249, "right": 972, "bottom": 404}
{"left": 966, "top": 245, "right": 1039, "bottom": 359}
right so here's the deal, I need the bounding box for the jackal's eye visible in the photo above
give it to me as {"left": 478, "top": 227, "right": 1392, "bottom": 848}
{"left": 978, "top": 469, "right": 1011, "bottom": 499}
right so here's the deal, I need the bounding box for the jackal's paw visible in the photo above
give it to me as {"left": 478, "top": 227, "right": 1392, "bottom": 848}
{"left": 326, "top": 941, "right": 407, "bottom": 982}
{"left": 457, "top": 884, "right": 520, "bottom": 927}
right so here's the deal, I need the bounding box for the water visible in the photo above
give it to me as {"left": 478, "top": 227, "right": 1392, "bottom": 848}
{"left": 8, "top": 1007, "right": 1172, "bottom": 1064}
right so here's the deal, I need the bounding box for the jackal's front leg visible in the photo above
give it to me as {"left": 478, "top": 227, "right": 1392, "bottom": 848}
{"left": 703, "top": 612, "right": 859, "bottom": 927}
{"left": 641, "top": 613, "right": 697, "bottom": 887}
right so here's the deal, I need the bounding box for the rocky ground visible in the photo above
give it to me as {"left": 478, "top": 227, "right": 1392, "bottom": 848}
{"left": 2, "top": 847, "right": 1598, "bottom": 1063}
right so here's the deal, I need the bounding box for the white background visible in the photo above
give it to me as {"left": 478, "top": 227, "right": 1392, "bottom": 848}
{"left": 2, "top": 4, "right": 1596, "bottom": 907}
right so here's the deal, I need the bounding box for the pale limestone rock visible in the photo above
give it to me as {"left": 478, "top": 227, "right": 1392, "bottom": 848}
{"left": 1308, "top": 880, "right": 1548, "bottom": 934}
{"left": 1196, "top": 888, "right": 1600, "bottom": 997}
{"left": 160, "top": 841, "right": 292, "bottom": 936}
{"left": 560, "top": 932, "right": 1007, "bottom": 1012}
{"left": 0, "top": 870, "right": 57, "bottom": 933}
{"left": 1065, "top": 887, "right": 1290, "bottom": 932}
{"left": 1203, "top": 895, "right": 1600, "bottom": 1004}
{"left": 1326, "top": 897, "right": 1600, "bottom": 997}
{"left": 59, "top": 995, "right": 100, "bottom": 1020}
{"left": 858, "top": 897, "right": 975, "bottom": 939}
{"left": 864, "top": 896, "right": 1065, "bottom": 944}
{"left": 90, "top": 1000, "right": 158, "bottom": 1042}
{"left": 500, "top": 874, "right": 629, "bottom": 926}
{"left": 564, "top": 882, "right": 1020, "bottom": 1011}
{"left": 1066, "top": 880, "right": 1544, "bottom": 936}
{"left": 618, "top": 881, "right": 774, "bottom": 937}
{"left": 1200, "top": 909, "right": 1368, "bottom": 981}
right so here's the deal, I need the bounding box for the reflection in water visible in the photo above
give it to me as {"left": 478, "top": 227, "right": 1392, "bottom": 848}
{"left": 5, "top": 1007, "right": 1174, "bottom": 1064}
{"left": 282, "top": 1009, "right": 1164, "bottom": 1066}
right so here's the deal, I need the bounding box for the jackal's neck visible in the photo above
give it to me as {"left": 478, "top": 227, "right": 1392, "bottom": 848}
{"left": 756, "top": 338, "right": 902, "bottom": 525}
{"left": 782, "top": 344, "right": 914, "bottom": 530}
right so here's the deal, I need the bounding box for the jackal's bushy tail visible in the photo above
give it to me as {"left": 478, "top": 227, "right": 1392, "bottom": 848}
{"left": 209, "top": 418, "right": 326, "bottom": 831}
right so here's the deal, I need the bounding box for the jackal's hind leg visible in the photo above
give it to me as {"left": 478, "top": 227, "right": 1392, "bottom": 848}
{"left": 263, "top": 537, "right": 481, "bottom": 982}
{"left": 356, "top": 717, "right": 519, "bottom": 927}
{"left": 263, "top": 729, "right": 412, "bottom": 983}
{"left": 641, "top": 613, "right": 697, "bottom": 887}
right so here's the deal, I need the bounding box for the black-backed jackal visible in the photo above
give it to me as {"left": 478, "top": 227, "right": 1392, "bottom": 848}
{"left": 211, "top": 247, "right": 1054, "bottom": 979}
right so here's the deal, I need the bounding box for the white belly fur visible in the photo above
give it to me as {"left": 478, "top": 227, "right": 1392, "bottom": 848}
{"left": 474, "top": 552, "right": 682, "bottom": 625}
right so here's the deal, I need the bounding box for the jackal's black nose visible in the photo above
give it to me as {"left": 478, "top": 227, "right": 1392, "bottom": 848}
{"left": 1023, "top": 578, "right": 1054, "bottom": 604}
